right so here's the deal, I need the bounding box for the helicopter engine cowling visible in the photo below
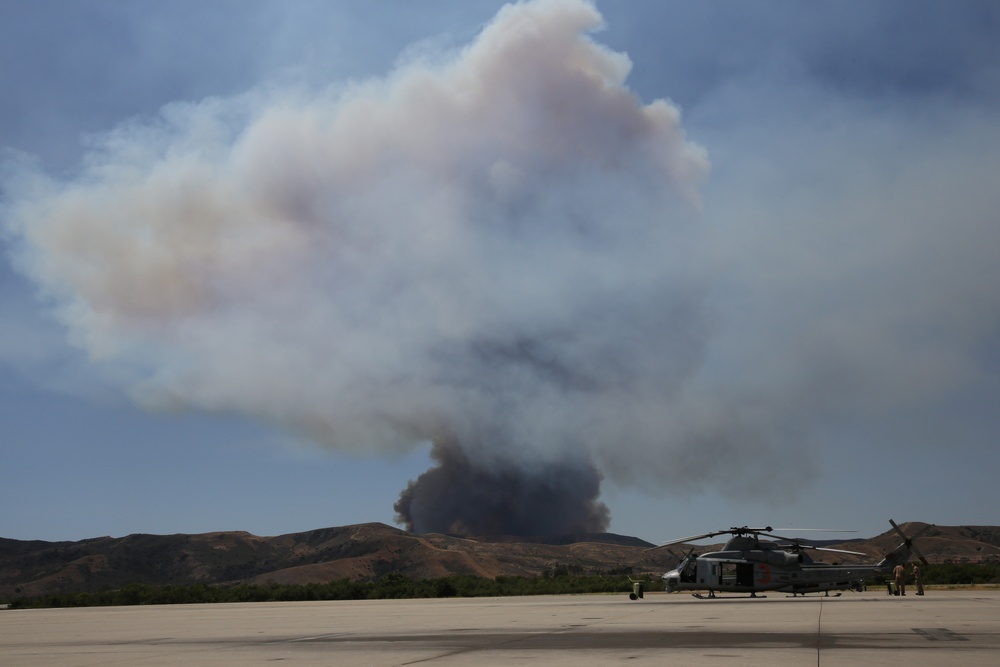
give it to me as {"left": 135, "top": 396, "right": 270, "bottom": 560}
{"left": 763, "top": 550, "right": 802, "bottom": 567}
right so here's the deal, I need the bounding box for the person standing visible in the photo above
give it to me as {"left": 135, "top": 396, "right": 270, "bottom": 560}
{"left": 912, "top": 564, "right": 924, "bottom": 596}
{"left": 893, "top": 563, "right": 906, "bottom": 595}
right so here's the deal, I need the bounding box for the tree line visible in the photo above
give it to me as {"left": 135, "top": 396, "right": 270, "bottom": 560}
{"left": 5, "top": 563, "right": 998, "bottom": 609}
{"left": 4, "top": 570, "right": 653, "bottom": 609}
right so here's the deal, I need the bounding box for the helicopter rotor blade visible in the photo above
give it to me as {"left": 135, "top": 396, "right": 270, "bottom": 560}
{"left": 803, "top": 545, "right": 869, "bottom": 557}
{"left": 759, "top": 531, "right": 833, "bottom": 543}
{"left": 889, "top": 518, "right": 907, "bottom": 541}
{"left": 889, "top": 518, "right": 932, "bottom": 544}
{"left": 765, "top": 529, "right": 857, "bottom": 542}
{"left": 648, "top": 525, "right": 778, "bottom": 550}
{"left": 889, "top": 519, "right": 933, "bottom": 566}
{"left": 651, "top": 525, "right": 860, "bottom": 552}
{"left": 772, "top": 529, "right": 859, "bottom": 533}
{"left": 773, "top": 540, "right": 868, "bottom": 556}
{"left": 647, "top": 532, "right": 721, "bottom": 550}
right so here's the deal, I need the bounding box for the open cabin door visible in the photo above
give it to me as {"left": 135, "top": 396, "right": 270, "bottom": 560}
{"left": 715, "top": 562, "right": 754, "bottom": 587}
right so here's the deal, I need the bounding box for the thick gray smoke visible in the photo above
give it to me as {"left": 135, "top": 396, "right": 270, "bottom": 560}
{"left": 394, "top": 438, "right": 609, "bottom": 535}
{"left": 2, "top": 0, "right": 765, "bottom": 535}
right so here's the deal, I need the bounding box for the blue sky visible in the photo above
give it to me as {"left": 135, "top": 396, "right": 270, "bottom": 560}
{"left": 2, "top": 0, "right": 999, "bottom": 543}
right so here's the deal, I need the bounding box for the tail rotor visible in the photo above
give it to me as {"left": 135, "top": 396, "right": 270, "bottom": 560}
{"left": 886, "top": 519, "right": 933, "bottom": 566}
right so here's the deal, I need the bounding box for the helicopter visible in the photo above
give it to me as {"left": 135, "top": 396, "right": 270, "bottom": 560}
{"left": 634, "top": 519, "right": 930, "bottom": 599}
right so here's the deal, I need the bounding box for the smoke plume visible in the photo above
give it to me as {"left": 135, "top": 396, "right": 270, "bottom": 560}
{"left": 394, "top": 438, "right": 609, "bottom": 535}
{"left": 1, "top": 0, "right": 763, "bottom": 535}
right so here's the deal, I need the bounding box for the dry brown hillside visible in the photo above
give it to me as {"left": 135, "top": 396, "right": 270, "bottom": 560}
{"left": 2, "top": 521, "right": 995, "bottom": 599}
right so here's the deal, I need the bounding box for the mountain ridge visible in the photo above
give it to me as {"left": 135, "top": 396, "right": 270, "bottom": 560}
{"left": 3, "top": 521, "right": 997, "bottom": 600}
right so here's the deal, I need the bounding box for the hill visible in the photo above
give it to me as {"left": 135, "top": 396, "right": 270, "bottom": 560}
{"left": 0, "top": 524, "right": 662, "bottom": 599}
{"left": 2, "top": 521, "right": 997, "bottom": 600}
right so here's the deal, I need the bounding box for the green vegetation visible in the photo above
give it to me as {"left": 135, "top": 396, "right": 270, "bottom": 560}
{"left": 9, "top": 563, "right": 999, "bottom": 609}
{"left": 4, "top": 570, "right": 665, "bottom": 609}
{"left": 926, "top": 562, "right": 1000, "bottom": 585}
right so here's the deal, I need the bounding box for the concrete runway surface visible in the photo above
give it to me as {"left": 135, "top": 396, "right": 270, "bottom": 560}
{"left": 2, "top": 591, "right": 998, "bottom": 666}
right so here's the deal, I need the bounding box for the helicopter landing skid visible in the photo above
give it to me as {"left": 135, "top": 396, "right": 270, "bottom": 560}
{"left": 787, "top": 592, "right": 843, "bottom": 598}
{"left": 692, "top": 593, "right": 767, "bottom": 600}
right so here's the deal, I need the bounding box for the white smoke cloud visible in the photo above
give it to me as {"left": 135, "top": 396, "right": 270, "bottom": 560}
{"left": 5, "top": 0, "right": 839, "bottom": 532}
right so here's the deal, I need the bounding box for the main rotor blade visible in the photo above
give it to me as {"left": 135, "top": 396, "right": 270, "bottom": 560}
{"left": 772, "top": 529, "right": 859, "bottom": 533}
{"left": 649, "top": 526, "right": 770, "bottom": 550}
{"left": 761, "top": 531, "right": 853, "bottom": 543}
{"left": 807, "top": 545, "right": 869, "bottom": 556}
{"left": 650, "top": 525, "right": 856, "bottom": 551}
{"left": 648, "top": 531, "right": 725, "bottom": 550}
{"left": 774, "top": 542, "right": 868, "bottom": 556}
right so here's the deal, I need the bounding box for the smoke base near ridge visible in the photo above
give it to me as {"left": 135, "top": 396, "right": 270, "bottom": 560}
{"left": 394, "top": 438, "right": 609, "bottom": 536}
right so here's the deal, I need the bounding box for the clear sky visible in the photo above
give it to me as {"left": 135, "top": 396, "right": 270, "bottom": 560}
{"left": 2, "top": 0, "right": 998, "bottom": 544}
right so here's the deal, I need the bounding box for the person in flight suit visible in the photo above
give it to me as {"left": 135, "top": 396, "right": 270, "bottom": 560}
{"left": 893, "top": 563, "right": 906, "bottom": 595}
{"left": 912, "top": 564, "right": 924, "bottom": 596}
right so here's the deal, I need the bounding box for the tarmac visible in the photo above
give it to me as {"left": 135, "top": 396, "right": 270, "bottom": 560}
{"left": 2, "top": 590, "right": 998, "bottom": 666}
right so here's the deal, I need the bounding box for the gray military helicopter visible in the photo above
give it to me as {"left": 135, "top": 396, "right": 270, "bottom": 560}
{"left": 637, "top": 519, "right": 930, "bottom": 599}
